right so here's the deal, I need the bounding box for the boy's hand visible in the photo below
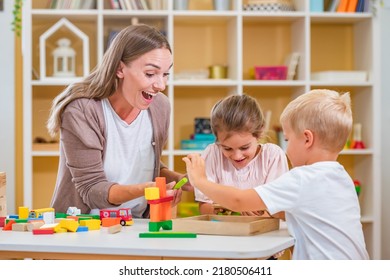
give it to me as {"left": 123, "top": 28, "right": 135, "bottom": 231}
{"left": 182, "top": 153, "right": 207, "bottom": 188}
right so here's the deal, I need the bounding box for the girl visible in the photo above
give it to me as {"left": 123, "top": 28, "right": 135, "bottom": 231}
{"left": 195, "top": 94, "right": 289, "bottom": 217}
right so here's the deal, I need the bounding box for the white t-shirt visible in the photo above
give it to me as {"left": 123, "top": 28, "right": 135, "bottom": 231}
{"left": 195, "top": 143, "right": 289, "bottom": 203}
{"left": 256, "top": 161, "right": 369, "bottom": 260}
{"left": 90, "top": 99, "right": 155, "bottom": 218}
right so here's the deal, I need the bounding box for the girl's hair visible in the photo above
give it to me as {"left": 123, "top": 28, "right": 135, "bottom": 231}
{"left": 47, "top": 24, "right": 171, "bottom": 137}
{"left": 210, "top": 94, "right": 265, "bottom": 141}
{"left": 280, "top": 89, "right": 353, "bottom": 152}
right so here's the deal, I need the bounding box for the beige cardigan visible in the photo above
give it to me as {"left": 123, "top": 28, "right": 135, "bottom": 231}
{"left": 50, "top": 93, "right": 170, "bottom": 215}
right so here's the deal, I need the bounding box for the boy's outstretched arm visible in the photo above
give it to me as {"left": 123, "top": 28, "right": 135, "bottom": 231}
{"left": 183, "top": 154, "right": 267, "bottom": 212}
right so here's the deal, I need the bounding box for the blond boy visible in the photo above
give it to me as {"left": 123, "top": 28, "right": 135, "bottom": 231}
{"left": 183, "top": 89, "right": 369, "bottom": 260}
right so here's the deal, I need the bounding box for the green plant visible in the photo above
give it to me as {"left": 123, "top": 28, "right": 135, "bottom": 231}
{"left": 11, "top": 0, "right": 23, "bottom": 36}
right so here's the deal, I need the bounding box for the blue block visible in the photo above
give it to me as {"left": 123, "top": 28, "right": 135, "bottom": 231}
{"left": 76, "top": 226, "right": 89, "bottom": 232}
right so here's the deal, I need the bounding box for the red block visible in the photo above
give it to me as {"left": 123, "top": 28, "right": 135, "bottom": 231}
{"left": 32, "top": 228, "right": 54, "bottom": 235}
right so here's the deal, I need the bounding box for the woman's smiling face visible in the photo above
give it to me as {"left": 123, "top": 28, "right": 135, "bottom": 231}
{"left": 116, "top": 47, "right": 173, "bottom": 110}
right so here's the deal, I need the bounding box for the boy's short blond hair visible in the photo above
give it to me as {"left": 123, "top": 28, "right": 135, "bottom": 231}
{"left": 280, "top": 89, "right": 352, "bottom": 153}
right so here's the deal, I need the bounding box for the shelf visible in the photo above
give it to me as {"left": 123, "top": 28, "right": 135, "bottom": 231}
{"left": 23, "top": 0, "right": 381, "bottom": 259}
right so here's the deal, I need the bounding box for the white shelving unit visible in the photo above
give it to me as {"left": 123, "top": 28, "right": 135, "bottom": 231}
{"left": 22, "top": 0, "right": 381, "bottom": 259}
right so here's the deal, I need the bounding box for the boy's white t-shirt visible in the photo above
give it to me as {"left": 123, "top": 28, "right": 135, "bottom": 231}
{"left": 256, "top": 161, "right": 369, "bottom": 260}
{"left": 90, "top": 99, "right": 155, "bottom": 218}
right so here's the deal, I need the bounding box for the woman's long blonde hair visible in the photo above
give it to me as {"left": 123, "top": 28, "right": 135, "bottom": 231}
{"left": 47, "top": 24, "right": 171, "bottom": 137}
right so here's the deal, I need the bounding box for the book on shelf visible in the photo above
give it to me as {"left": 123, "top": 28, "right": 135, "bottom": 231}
{"left": 347, "top": 0, "right": 358, "bottom": 12}
{"left": 48, "top": 0, "right": 95, "bottom": 9}
{"left": 355, "top": 0, "right": 365, "bottom": 12}
{"left": 109, "top": 0, "right": 121, "bottom": 9}
{"left": 326, "top": 0, "right": 340, "bottom": 12}
{"left": 336, "top": 0, "right": 349, "bottom": 12}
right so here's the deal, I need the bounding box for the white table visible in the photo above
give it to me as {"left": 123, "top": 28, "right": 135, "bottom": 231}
{"left": 0, "top": 219, "right": 294, "bottom": 260}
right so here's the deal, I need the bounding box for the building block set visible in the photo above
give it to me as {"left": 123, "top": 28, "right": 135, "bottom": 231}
{"left": 0, "top": 205, "right": 133, "bottom": 235}
{"left": 140, "top": 177, "right": 197, "bottom": 238}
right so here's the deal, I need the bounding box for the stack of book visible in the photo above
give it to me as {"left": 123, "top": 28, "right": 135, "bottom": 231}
{"left": 109, "top": 0, "right": 167, "bottom": 10}
{"left": 326, "top": 0, "right": 367, "bottom": 12}
{"left": 181, "top": 118, "right": 216, "bottom": 150}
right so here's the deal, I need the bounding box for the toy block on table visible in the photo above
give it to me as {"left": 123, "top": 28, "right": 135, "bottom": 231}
{"left": 18, "top": 206, "right": 29, "bottom": 219}
{"left": 100, "top": 208, "right": 133, "bottom": 226}
{"left": 79, "top": 219, "right": 100, "bottom": 230}
{"left": 0, "top": 216, "right": 6, "bottom": 227}
{"left": 76, "top": 226, "right": 89, "bottom": 232}
{"left": 12, "top": 223, "right": 28, "bottom": 231}
{"left": 32, "top": 228, "right": 54, "bottom": 235}
{"left": 139, "top": 232, "right": 197, "bottom": 238}
{"left": 101, "top": 217, "right": 121, "bottom": 227}
{"left": 108, "top": 224, "right": 122, "bottom": 234}
{"left": 59, "top": 219, "right": 79, "bottom": 232}
{"left": 2, "top": 220, "right": 15, "bottom": 231}
{"left": 145, "top": 177, "right": 174, "bottom": 229}
{"left": 27, "top": 221, "right": 45, "bottom": 231}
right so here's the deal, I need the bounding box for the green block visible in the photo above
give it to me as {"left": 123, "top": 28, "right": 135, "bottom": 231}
{"left": 139, "top": 232, "right": 197, "bottom": 238}
{"left": 149, "top": 220, "right": 172, "bottom": 232}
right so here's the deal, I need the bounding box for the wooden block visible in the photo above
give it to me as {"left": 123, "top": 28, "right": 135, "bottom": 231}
{"left": 12, "top": 223, "right": 28, "bottom": 231}
{"left": 108, "top": 224, "right": 122, "bottom": 234}
{"left": 27, "top": 221, "right": 45, "bottom": 231}
{"left": 32, "top": 228, "right": 54, "bottom": 235}
{"left": 139, "top": 232, "right": 197, "bottom": 238}
{"left": 101, "top": 217, "right": 120, "bottom": 227}
{"left": 18, "top": 206, "right": 30, "bottom": 219}
{"left": 173, "top": 215, "right": 280, "bottom": 236}
{"left": 79, "top": 219, "right": 101, "bottom": 230}
{"left": 145, "top": 187, "right": 160, "bottom": 200}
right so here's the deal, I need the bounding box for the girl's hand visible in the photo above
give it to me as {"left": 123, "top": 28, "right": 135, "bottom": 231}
{"left": 182, "top": 153, "right": 207, "bottom": 188}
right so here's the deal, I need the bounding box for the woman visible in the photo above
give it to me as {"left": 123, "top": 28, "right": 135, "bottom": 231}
{"left": 47, "top": 24, "right": 190, "bottom": 217}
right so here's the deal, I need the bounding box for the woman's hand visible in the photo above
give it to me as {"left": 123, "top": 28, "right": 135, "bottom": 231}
{"left": 166, "top": 181, "right": 182, "bottom": 207}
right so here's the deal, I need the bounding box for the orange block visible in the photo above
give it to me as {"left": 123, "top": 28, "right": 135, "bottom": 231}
{"left": 155, "top": 177, "right": 166, "bottom": 198}
{"left": 101, "top": 217, "right": 121, "bottom": 227}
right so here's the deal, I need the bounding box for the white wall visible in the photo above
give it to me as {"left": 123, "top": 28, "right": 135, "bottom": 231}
{"left": 380, "top": 3, "right": 390, "bottom": 260}
{"left": 0, "top": 0, "right": 15, "bottom": 214}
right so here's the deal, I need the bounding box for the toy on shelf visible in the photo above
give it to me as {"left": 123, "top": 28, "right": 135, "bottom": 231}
{"left": 351, "top": 123, "right": 366, "bottom": 149}
{"left": 354, "top": 180, "right": 362, "bottom": 196}
{"left": 181, "top": 118, "right": 216, "bottom": 150}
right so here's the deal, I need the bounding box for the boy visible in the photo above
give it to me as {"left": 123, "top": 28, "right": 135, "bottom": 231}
{"left": 183, "top": 89, "right": 369, "bottom": 260}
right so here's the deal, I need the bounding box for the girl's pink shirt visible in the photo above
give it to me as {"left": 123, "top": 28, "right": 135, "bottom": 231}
{"left": 195, "top": 143, "right": 289, "bottom": 203}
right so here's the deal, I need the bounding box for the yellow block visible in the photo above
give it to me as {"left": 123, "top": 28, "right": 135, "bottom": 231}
{"left": 145, "top": 187, "right": 160, "bottom": 200}
{"left": 18, "top": 206, "right": 29, "bottom": 219}
{"left": 59, "top": 219, "right": 79, "bottom": 232}
{"left": 79, "top": 219, "right": 101, "bottom": 230}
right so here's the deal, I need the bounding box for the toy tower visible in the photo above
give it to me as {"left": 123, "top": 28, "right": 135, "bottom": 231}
{"left": 145, "top": 177, "right": 174, "bottom": 232}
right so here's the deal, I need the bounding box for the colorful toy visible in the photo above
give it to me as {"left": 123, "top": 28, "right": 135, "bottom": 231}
{"left": 99, "top": 208, "right": 133, "bottom": 226}
{"left": 174, "top": 177, "right": 188, "bottom": 190}
{"left": 354, "top": 180, "right": 362, "bottom": 196}
{"left": 351, "top": 123, "right": 366, "bottom": 149}
{"left": 140, "top": 177, "right": 197, "bottom": 238}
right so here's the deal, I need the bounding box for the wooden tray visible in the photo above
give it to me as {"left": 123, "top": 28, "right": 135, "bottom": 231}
{"left": 172, "top": 215, "right": 279, "bottom": 236}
